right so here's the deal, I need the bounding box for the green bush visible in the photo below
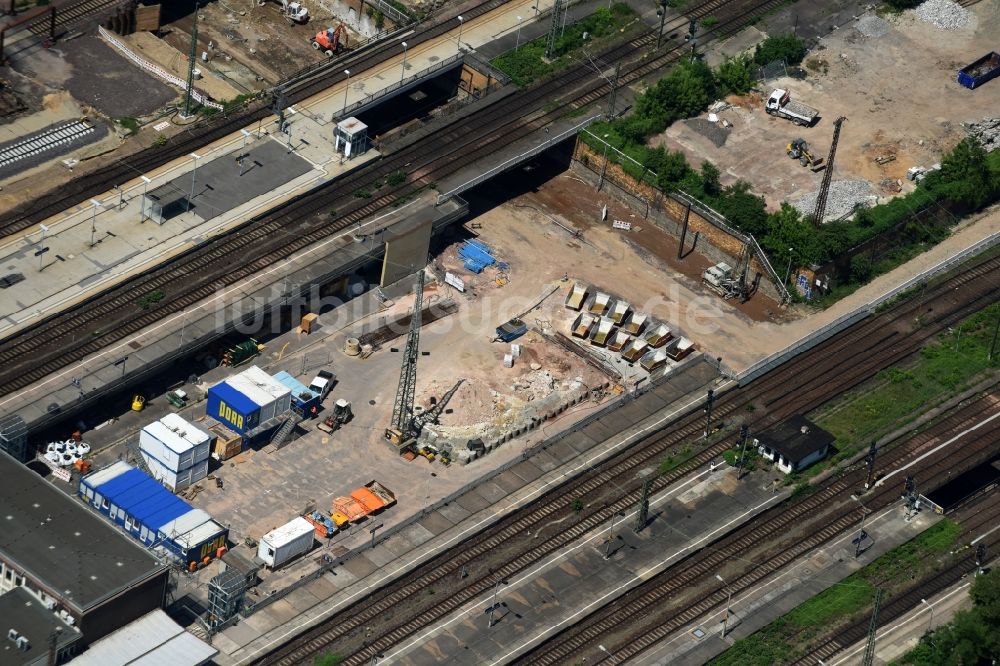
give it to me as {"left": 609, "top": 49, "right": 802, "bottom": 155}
{"left": 117, "top": 116, "right": 140, "bottom": 136}
{"left": 715, "top": 54, "right": 756, "bottom": 95}
{"left": 885, "top": 0, "right": 922, "bottom": 8}
{"left": 753, "top": 34, "right": 807, "bottom": 66}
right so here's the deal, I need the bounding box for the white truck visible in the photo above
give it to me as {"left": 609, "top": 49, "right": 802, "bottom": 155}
{"left": 308, "top": 370, "right": 336, "bottom": 402}
{"left": 703, "top": 262, "right": 732, "bottom": 290}
{"left": 765, "top": 89, "right": 818, "bottom": 127}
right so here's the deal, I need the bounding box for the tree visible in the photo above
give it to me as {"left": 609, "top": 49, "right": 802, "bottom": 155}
{"left": 931, "top": 137, "right": 998, "bottom": 211}
{"left": 970, "top": 568, "right": 1000, "bottom": 624}
{"left": 885, "top": 0, "right": 922, "bottom": 8}
{"left": 701, "top": 161, "right": 721, "bottom": 196}
{"left": 753, "top": 34, "right": 808, "bottom": 66}
{"left": 716, "top": 55, "right": 756, "bottom": 95}
{"left": 712, "top": 181, "right": 768, "bottom": 237}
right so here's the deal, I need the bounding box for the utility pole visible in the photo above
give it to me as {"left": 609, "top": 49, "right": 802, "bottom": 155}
{"left": 975, "top": 543, "right": 986, "bottom": 576}
{"left": 861, "top": 588, "right": 884, "bottom": 666}
{"left": 903, "top": 476, "right": 919, "bottom": 521}
{"left": 851, "top": 494, "right": 869, "bottom": 558}
{"left": 703, "top": 389, "right": 716, "bottom": 438}
{"left": 545, "top": 0, "right": 564, "bottom": 58}
{"left": 183, "top": 0, "right": 199, "bottom": 117}
{"left": 634, "top": 478, "right": 652, "bottom": 533}
{"left": 488, "top": 578, "right": 507, "bottom": 628}
{"left": 605, "top": 61, "right": 620, "bottom": 121}
{"left": 655, "top": 0, "right": 667, "bottom": 49}
{"left": 716, "top": 574, "right": 732, "bottom": 638}
{"left": 864, "top": 442, "right": 878, "bottom": 489}
{"left": 603, "top": 512, "right": 621, "bottom": 560}
{"left": 736, "top": 425, "right": 750, "bottom": 480}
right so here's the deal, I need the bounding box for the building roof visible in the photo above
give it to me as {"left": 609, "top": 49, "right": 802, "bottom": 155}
{"left": 144, "top": 183, "right": 188, "bottom": 208}
{"left": 0, "top": 450, "right": 165, "bottom": 614}
{"left": 262, "top": 517, "right": 314, "bottom": 548}
{"left": 230, "top": 366, "right": 290, "bottom": 406}
{"left": 208, "top": 381, "right": 259, "bottom": 416}
{"left": 757, "top": 415, "right": 835, "bottom": 463}
{"left": 0, "top": 587, "right": 81, "bottom": 666}
{"left": 172, "top": 520, "right": 227, "bottom": 552}
{"left": 66, "top": 610, "right": 216, "bottom": 666}
{"left": 142, "top": 417, "right": 208, "bottom": 456}
{"left": 272, "top": 371, "right": 317, "bottom": 401}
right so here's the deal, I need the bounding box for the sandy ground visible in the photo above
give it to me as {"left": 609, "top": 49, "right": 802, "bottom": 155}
{"left": 161, "top": 1, "right": 355, "bottom": 86}
{"left": 458, "top": 168, "right": 788, "bottom": 373}
{"left": 124, "top": 31, "right": 243, "bottom": 102}
{"left": 656, "top": 0, "right": 1000, "bottom": 209}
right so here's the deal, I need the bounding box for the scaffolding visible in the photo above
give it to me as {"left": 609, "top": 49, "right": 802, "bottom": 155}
{"left": 0, "top": 414, "right": 27, "bottom": 462}
{"left": 207, "top": 569, "right": 248, "bottom": 626}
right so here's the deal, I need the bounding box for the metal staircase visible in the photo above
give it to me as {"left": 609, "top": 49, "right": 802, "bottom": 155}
{"left": 269, "top": 413, "right": 300, "bottom": 450}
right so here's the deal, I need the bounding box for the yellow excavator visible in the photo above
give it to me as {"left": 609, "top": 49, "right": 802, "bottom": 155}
{"left": 786, "top": 138, "right": 825, "bottom": 171}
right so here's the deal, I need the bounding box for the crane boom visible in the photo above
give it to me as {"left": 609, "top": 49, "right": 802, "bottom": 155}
{"left": 812, "top": 116, "right": 847, "bottom": 225}
{"left": 386, "top": 271, "right": 425, "bottom": 447}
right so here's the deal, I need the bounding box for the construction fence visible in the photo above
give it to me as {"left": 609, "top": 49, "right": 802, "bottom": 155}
{"left": 572, "top": 134, "right": 790, "bottom": 303}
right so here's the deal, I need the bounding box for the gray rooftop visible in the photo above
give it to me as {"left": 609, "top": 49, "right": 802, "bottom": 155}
{"left": 0, "top": 450, "right": 166, "bottom": 613}
{"left": 0, "top": 587, "right": 81, "bottom": 666}
{"left": 757, "top": 415, "right": 835, "bottom": 463}
{"left": 65, "top": 609, "right": 216, "bottom": 666}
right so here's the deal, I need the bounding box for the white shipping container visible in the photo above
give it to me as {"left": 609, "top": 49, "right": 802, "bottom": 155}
{"left": 229, "top": 366, "right": 292, "bottom": 425}
{"left": 258, "top": 517, "right": 315, "bottom": 568}
{"left": 141, "top": 455, "right": 209, "bottom": 492}
{"left": 161, "top": 413, "right": 212, "bottom": 464}
{"left": 139, "top": 416, "right": 211, "bottom": 472}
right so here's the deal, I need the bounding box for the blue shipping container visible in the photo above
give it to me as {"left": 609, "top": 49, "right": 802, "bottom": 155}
{"left": 273, "top": 371, "right": 320, "bottom": 414}
{"left": 958, "top": 52, "right": 1000, "bottom": 89}
{"left": 206, "top": 381, "right": 260, "bottom": 433}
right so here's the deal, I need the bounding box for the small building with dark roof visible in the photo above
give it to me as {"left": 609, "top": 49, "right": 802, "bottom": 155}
{"left": 0, "top": 587, "right": 81, "bottom": 666}
{"left": 0, "top": 450, "right": 168, "bottom": 646}
{"left": 755, "top": 415, "right": 834, "bottom": 474}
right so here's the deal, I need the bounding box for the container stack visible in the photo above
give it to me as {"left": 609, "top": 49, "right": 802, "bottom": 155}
{"left": 139, "top": 414, "right": 213, "bottom": 492}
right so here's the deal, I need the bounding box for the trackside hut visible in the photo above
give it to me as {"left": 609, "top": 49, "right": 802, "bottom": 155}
{"left": 79, "top": 462, "right": 229, "bottom": 566}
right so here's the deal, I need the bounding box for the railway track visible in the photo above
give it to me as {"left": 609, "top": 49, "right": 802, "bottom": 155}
{"left": 252, "top": 250, "right": 1000, "bottom": 664}
{"left": 516, "top": 393, "right": 1000, "bottom": 665}
{"left": 0, "top": 119, "right": 94, "bottom": 171}
{"left": 0, "top": 0, "right": 783, "bottom": 397}
{"left": 24, "top": 0, "right": 125, "bottom": 39}
{"left": 791, "top": 486, "right": 1000, "bottom": 666}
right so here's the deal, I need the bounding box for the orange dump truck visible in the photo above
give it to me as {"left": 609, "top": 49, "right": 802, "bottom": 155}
{"left": 331, "top": 481, "right": 396, "bottom": 527}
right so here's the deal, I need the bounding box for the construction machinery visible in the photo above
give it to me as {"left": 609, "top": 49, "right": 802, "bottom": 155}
{"left": 312, "top": 23, "right": 348, "bottom": 57}
{"left": 385, "top": 272, "right": 425, "bottom": 448}
{"left": 317, "top": 399, "right": 352, "bottom": 433}
{"left": 260, "top": 0, "right": 309, "bottom": 23}
{"left": 786, "top": 138, "right": 825, "bottom": 171}
{"left": 812, "top": 116, "right": 847, "bottom": 225}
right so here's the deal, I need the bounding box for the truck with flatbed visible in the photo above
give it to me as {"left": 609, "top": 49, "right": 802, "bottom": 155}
{"left": 765, "top": 89, "right": 818, "bottom": 126}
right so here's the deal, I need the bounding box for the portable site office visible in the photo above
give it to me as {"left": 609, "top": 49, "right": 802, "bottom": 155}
{"left": 79, "top": 463, "right": 229, "bottom": 565}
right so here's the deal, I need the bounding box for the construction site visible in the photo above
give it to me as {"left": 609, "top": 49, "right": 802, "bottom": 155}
{"left": 659, "top": 2, "right": 1000, "bottom": 216}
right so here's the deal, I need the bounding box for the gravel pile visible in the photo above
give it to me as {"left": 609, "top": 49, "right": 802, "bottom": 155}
{"left": 792, "top": 180, "right": 874, "bottom": 223}
{"left": 964, "top": 117, "right": 1000, "bottom": 153}
{"left": 914, "top": 0, "right": 974, "bottom": 30}
{"left": 686, "top": 118, "right": 730, "bottom": 147}
{"left": 856, "top": 14, "right": 890, "bottom": 38}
